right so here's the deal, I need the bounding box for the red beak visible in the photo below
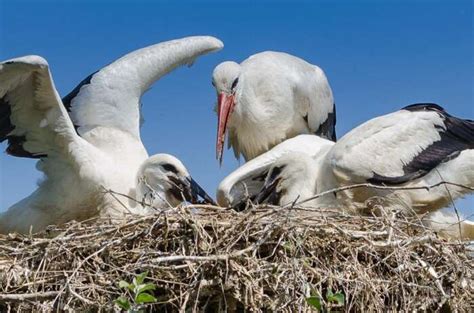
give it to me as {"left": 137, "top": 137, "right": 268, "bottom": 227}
{"left": 216, "top": 92, "right": 235, "bottom": 164}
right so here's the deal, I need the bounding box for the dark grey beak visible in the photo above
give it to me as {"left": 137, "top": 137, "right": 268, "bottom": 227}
{"left": 254, "top": 176, "right": 281, "bottom": 205}
{"left": 254, "top": 165, "right": 285, "bottom": 205}
{"left": 169, "top": 175, "right": 216, "bottom": 205}
{"left": 186, "top": 177, "right": 217, "bottom": 205}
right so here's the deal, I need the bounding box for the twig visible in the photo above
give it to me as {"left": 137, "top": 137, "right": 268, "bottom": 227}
{"left": 369, "top": 234, "right": 435, "bottom": 250}
{"left": 0, "top": 291, "right": 59, "bottom": 301}
{"left": 293, "top": 181, "right": 474, "bottom": 207}
{"left": 435, "top": 169, "right": 462, "bottom": 239}
{"left": 0, "top": 204, "right": 471, "bottom": 311}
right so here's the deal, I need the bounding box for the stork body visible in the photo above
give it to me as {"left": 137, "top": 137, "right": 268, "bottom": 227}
{"left": 212, "top": 51, "right": 336, "bottom": 162}
{"left": 0, "top": 36, "right": 222, "bottom": 233}
{"left": 324, "top": 103, "right": 474, "bottom": 213}
{"left": 219, "top": 104, "right": 474, "bottom": 217}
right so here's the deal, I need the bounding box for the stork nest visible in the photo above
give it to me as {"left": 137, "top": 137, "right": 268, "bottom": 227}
{"left": 0, "top": 204, "right": 472, "bottom": 312}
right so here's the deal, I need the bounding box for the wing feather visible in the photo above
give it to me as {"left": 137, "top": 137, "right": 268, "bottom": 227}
{"left": 63, "top": 36, "right": 223, "bottom": 141}
{"left": 329, "top": 103, "right": 474, "bottom": 185}
{"left": 0, "top": 56, "right": 83, "bottom": 163}
{"left": 296, "top": 64, "right": 336, "bottom": 141}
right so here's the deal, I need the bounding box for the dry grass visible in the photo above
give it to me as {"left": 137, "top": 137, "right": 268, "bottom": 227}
{"left": 0, "top": 203, "right": 472, "bottom": 312}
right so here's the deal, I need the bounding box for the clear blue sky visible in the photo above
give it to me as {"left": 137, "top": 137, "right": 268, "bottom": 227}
{"left": 0, "top": 0, "right": 472, "bottom": 218}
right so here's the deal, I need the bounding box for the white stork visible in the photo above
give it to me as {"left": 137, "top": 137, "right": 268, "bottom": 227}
{"left": 135, "top": 153, "right": 215, "bottom": 209}
{"left": 218, "top": 103, "right": 474, "bottom": 237}
{"left": 216, "top": 135, "right": 333, "bottom": 208}
{"left": 212, "top": 51, "right": 336, "bottom": 163}
{"left": 0, "top": 36, "right": 221, "bottom": 234}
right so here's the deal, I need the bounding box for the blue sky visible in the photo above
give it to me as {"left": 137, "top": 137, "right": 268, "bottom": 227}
{"left": 0, "top": 0, "right": 472, "bottom": 218}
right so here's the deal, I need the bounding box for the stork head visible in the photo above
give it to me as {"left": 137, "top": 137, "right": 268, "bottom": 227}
{"left": 136, "top": 154, "right": 216, "bottom": 209}
{"left": 212, "top": 61, "right": 241, "bottom": 163}
{"left": 255, "top": 153, "right": 318, "bottom": 206}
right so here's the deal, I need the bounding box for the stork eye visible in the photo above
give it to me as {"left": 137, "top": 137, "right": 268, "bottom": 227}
{"left": 211, "top": 80, "right": 215, "bottom": 87}
{"left": 162, "top": 163, "right": 178, "bottom": 174}
{"left": 231, "top": 77, "right": 239, "bottom": 90}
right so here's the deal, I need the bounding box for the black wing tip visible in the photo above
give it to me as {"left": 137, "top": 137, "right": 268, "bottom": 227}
{"left": 367, "top": 171, "right": 427, "bottom": 186}
{"left": 402, "top": 103, "right": 446, "bottom": 113}
{"left": 5, "top": 135, "right": 46, "bottom": 159}
{"left": 1, "top": 97, "right": 47, "bottom": 159}
{"left": 402, "top": 103, "right": 474, "bottom": 123}
{"left": 0, "top": 97, "right": 13, "bottom": 142}
{"left": 403, "top": 102, "right": 474, "bottom": 132}
{"left": 61, "top": 70, "right": 98, "bottom": 113}
{"left": 315, "top": 102, "right": 337, "bottom": 142}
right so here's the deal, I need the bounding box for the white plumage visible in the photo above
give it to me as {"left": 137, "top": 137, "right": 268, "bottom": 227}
{"left": 212, "top": 51, "right": 336, "bottom": 163}
{"left": 324, "top": 104, "right": 474, "bottom": 212}
{"left": 136, "top": 154, "right": 215, "bottom": 209}
{"left": 218, "top": 104, "right": 474, "bottom": 237}
{"left": 216, "top": 135, "right": 333, "bottom": 208}
{"left": 0, "top": 36, "right": 222, "bottom": 233}
{"left": 422, "top": 210, "right": 474, "bottom": 240}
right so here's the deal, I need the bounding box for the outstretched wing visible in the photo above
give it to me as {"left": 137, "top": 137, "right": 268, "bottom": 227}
{"left": 62, "top": 36, "right": 223, "bottom": 141}
{"left": 0, "top": 56, "right": 84, "bottom": 163}
{"left": 328, "top": 103, "right": 474, "bottom": 185}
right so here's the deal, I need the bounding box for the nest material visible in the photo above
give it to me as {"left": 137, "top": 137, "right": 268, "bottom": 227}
{"left": 0, "top": 204, "right": 472, "bottom": 312}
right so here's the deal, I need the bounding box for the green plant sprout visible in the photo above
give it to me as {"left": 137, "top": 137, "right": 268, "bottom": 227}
{"left": 115, "top": 271, "right": 157, "bottom": 312}
{"left": 306, "top": 288, "right": 345, "bottom": 312}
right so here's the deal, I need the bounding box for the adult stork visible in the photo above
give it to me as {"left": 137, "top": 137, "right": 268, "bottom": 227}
{"left": 218, "top": 103, "right": 474, "bottom": 237}
{"left": 0, "top": 36, "right": 221, "bottom": 234}
{"left": 212, "top": 51, "right": 336, "bottom": 163}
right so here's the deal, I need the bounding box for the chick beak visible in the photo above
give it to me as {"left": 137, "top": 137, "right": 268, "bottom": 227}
{"left": 185, "top": 176, "right": 217, "bottom": 205}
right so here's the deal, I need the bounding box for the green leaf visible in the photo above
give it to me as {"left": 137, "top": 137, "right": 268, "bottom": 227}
{"left": 137, "top": 283, "right": 156, "bottom": 294}
{"left": 306, "top": 296, "right": 322, "bottom": 311}
{"left": 135, "top": 292, "right": 157, "bottom": 304}
{"left": 283, "top": 242, "right": 294, "bottom": 252}
{"left": 135, "top": 271, "right": 148, "bottom": 285}
{"left": 327, "top": 292, "right": 345, "bottom": 305}
{"left": 115, "top": 296, "right": 131, "bottom": 310}
{"left": 118, "top": 280, "right": 130, "bottom": 289}
{"left": 326, "top": 289, "right": 333, "bottom": 298}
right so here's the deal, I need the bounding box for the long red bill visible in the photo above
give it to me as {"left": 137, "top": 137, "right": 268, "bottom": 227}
{"left": 216, "top": 92, "right": 235, "bottom": 164}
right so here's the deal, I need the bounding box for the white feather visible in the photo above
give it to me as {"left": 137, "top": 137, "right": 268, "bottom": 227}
{"left": 0, "top": 36, "right": 223, "bottom": 233}
{"left": 213, "top": 51, "right": 335, "bottom": 161}
{"left": 328, "top": 109, "right": 445, "bottom": 180}
{"left": 219, "top": 106, "right": 474, "bottom": 240}
{"left": 217, "top": 135, "right": 334, "bottom": 206}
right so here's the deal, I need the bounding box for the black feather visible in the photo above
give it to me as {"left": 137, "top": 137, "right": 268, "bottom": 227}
{"left": 61, "top": 71, "right": 98, "bottom": 113}
{"left": 62, "top": 71, "right": 98, "bottom": 131}
{"left": 0, "top": 97, "right": 14, "bottom": 140}
{"left": 254, "top": 165, "right": 286, "bottom": 205}
{"left": 1, "top": 97, "right": 45, "bottom": 158}
{"left": 0, "top": 69, "right": 99, "bottom": 159}
{"left": 315, "top": 102, "right": 337, "bottom": 142}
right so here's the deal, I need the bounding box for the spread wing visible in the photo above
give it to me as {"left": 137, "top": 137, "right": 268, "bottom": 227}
{"left": 0, "top": 56, "right": 85, "bottom": 166}
{"left": 62, "top": 36, "right": 223, "bottom": 141}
